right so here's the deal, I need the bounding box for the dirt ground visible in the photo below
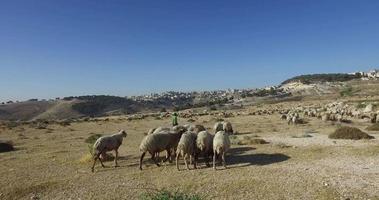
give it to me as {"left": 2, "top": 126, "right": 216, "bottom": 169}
{"left": 1, "top": 102, "right": 379, "bottom": 200}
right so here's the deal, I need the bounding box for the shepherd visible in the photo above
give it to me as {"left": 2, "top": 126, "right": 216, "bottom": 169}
{"left": 172, "top": 112, "right": 178, "bottom": 126}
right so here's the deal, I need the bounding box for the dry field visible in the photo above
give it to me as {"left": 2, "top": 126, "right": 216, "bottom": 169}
{"left": 1, "top": 101, "right": 379, "bottom": 200}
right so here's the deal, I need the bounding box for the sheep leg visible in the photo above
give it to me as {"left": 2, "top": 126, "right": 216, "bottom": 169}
{"left": 192, "top": 155, "right": 197, "bottom": 169}
{"left": 213, "top": 151, "right": 217, "bottom": 170}
{"left": 184, "top": 154, "right": 190, "bottom": 170}
{"left": 91, "top": 152, "right": 101, "bottom": 172}
{"left": 205, "top": 153, "right": 211, "bottom": 167}
{"left": 163, "top": 149, "right": 171, "bottom": 163}
{"left": 176, "top": 151, "right": 180, "bottom": 171}
{"left": 222, "top": 152, "right": 227, "bottom": 169}
{"left": 98, "top": 151, "right": 106, "bottom": 168}
{"left": 151, "top": 152, "right": 160, "bottom": 167}
{"left": 114, "top": 149, "right": 119, "bottom": 167}
{"left": 139, "top": 152, "right": 146, "bottom": 170}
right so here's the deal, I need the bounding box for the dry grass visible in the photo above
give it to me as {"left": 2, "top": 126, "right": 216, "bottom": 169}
{"left": 329, "top": 126, "right": 375, "bottom": 140}
{"left": 366, "top": 123, "right": 379, "bottom": 131}
{"left": 140, "top": 189, "right": 203, "bottom": 200}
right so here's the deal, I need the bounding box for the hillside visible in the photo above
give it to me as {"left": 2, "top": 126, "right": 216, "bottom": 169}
{"left": 1, "top": 72, "right": 379, "bottom": 121}
{"left": 281, "top": 73, "right": 361, "bottom": 85}
{"left": 0, "top": 101, "right": 55, "bottom": 121}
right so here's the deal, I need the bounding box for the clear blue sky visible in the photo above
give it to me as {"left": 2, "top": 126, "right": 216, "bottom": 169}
{"left": 1, "top": 0, "right": 379, "bottom": 102}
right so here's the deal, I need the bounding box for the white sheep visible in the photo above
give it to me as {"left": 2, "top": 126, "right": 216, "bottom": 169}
{"left": 213, "top": 122, "right": 224, "bottom": 133}
{"left": 139, "top": 129, "right": 185, "bottom": 170}
{"left": 196, "top": 131, "right": 214, "bottom": 167}
{"left": 91, "top": 130, "right": 127, "bottom": 172}
{"left": 152, "top": 127, "right": 171, "bottom": 134}
{"left": 222, "top": 121, "right": 233, "bottom": 134}
{"left": 213, "top": 131, "right": 230, "bottom": 170}
{"left": 147, "top": 125, "right": 187, "bottom": 162}
{"left": 176, "top": 132, "right": 197, "bottom": 170}
{"left": 187, "top": 124, "right": 206, "bottom": 134}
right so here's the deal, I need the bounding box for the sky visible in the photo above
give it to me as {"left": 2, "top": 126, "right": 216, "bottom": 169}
{"left": 1, "top": 0, "right": 379, "bottom": 102}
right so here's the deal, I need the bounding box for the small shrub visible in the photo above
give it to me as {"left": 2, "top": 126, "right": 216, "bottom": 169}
{"left": 79, "top": 153, "right": 93, "bottom": 164}
{"left": 340, "top": 86, "right": 353, "bottom": 97}
{"left": 59, "top": 120, "right": 71, "bottom": 126}
{"left": 85, "top": 134, "right": 103, "bottom": 144}
{"left": 140, "top": 189, "right": 202, "bottom": 200}
{"left": 6, "top": 121, "right": 19, "bottom": 129}
{"left": 214, "top": 118, "right": 224, "bottom": 122}
{"left": 209, "top": 105, "right": 217, "bottom": 111}
{"left": 329, "top": 126, "right": 374, "bottom": 140}
{"left": 230, "top": 135, "right": 268, "bottom": 145}
{"left": 0, "top": 140, "right": 14, "bottom": 153}
{"left": 366, "top": 123, "right": 379, "bottom": 131}
{"left": 187, "top": 119, "right": 195, "bottom": 123}
{"left": 356, "top": 103, "right": 366, "bottom": 109}
{"left": 79, "top": 152, "right": 114, "bottom": 163}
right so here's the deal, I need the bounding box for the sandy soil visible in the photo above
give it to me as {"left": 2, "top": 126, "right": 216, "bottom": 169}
{"left": 0, "top": 104, "right": 379, "bottom": 200}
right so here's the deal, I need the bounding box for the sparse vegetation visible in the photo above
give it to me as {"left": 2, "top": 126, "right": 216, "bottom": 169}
{"left": 329, "top": 126, "right": 374, "bottom": 140}
{"left": 140, "top": 189, "right": 202, "bottom": 200}
{"left": 340, "top": 86, "right": 353, "bottom": 97}
{"left": 366, "top": 123, "right": 379, "bottom": 131}
{"left": 5, "top": 121, "right": 19, "bottom": 129}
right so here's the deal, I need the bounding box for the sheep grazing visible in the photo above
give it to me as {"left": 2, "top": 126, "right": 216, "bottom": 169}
{"left": 188, "top": 124, "right": 206, "bottom": 134}
{"left": 147, "top": 125, "right": 187, "bottom": 161}
{"left": 213, "top": 122, "right": 224, "bottom": 133}
{"left": 213, "top": 131, "right": 231, "bottom": 170}
{"left": 152, "top": 127, "right": 171, "bottom": 134}
{"left": 139, "top": 129, "right": 185, "bottom": 170}
{"left": 91, "top": 130, "right": 127, "bottom": 172}
{"left": 196, "top": 131, "right": 214, "bottom": 167}
{"left": 223, "top": 121, "right": 234, "bottom": 134}
{"left": 280, "top": 114, "right": 287, "bottom": 120}
{"left": 147, "top": 128, "right": 156, "bottom": 135}
{"left": 176, "top": 132, "right": 198, "bottom": 171}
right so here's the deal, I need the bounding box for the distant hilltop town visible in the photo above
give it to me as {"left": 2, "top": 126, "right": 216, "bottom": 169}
{"left": 2, "top": 69, "right": 378, "bottom": 105}
{"left": 350, "top": 69, "right": 379, "bottom": 80}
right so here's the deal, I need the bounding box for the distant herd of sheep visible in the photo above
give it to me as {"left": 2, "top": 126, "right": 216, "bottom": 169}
{"left": 91, "top": 121, "right": 233, "bottom": 172}
{"left": 280, "top": 101, "right": 379, "bottom": 125}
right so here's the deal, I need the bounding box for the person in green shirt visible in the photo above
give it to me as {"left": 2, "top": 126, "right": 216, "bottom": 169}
{"left": 172, "top": 112, "right": 178, "bottom": 126}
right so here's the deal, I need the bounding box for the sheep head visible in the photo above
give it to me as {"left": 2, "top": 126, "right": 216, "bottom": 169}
{"left": 119, "top": 130, "right": 127, "bottom": 137}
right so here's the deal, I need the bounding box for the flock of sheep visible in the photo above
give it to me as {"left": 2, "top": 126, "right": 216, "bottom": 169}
{"left": 91, "top": 121, "right": 234, "bottom": 172}
{"left": 280, "top": 101, "right": 379, "bottom": 125}
{"left": 90, "top": 101, "right": 378, "bottom": 172}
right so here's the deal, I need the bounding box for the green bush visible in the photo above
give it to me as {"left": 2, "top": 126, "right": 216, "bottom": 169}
{"left": 85, "top": 134, "right": 103, "bottom": 144}
{"left": 340, "top": 86, "right": 353, "bottom": 97}
{"left": 140, "top": 190, "right": 202, "bottom": 200}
